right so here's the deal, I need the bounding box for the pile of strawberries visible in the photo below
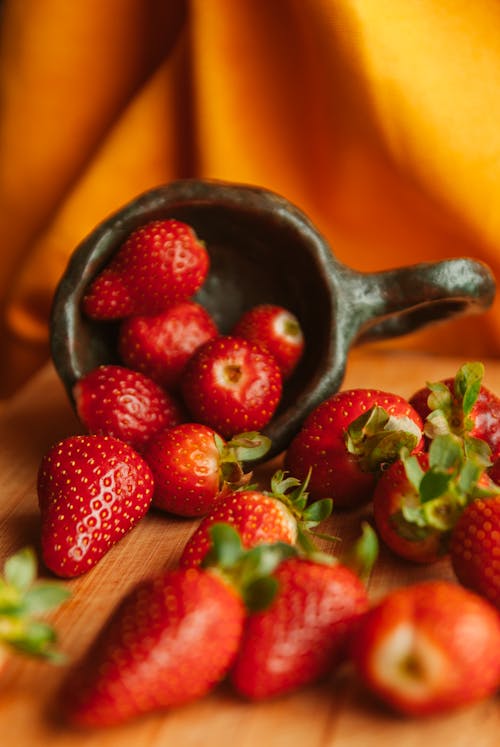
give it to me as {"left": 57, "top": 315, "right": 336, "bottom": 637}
{"left": 3, "top": 218, "right": 500, "bottom": 728}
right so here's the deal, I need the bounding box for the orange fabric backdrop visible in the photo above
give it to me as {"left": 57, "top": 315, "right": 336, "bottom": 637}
{"left": 1, "top": 0, "right": 499, "bottom": 396}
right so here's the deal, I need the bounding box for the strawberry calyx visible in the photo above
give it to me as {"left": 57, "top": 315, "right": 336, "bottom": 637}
{"left": 346, "top": 406, "right": 422, "bottom": 473}
{"left": 263, "top": 469, "right": 336, "bottom": 554}
{"left": 0, "top": 547, "right": 70, "bottom": 663}
{"left": 215, "top": 431, "right": 272, "bottom": 490}
{"left": 398, "top": 434, "right": 500, "bottom": 536}
{"left": 202, "top": 523, "right": 298, "bottom": 612}
{"left": 423, "top": 362, "right": 485, "bottom": 449}
{"left": 342, "top": 521, "right": 379, "bottom": 582}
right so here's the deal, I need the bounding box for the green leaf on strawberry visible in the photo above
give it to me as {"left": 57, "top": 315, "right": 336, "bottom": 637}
{"left": 202, "top": 523, "right": 298, "bottom": 612}
{"left": 0, "top": 547, "right": 70, "bottom": 663}
{"left": 422, "top": 362, "right": 498, "bottom": 464}
{"left": 217, "top": 431, "right": 272, "bottom": 487}
{"left": 342, "top": 521, "right": 379, "bottom": 582}
{"left": 346, "top": 406, "right": 421, "bottom": 472}
{"left": 401, "top": 434, "right": 500, "bottom": 533}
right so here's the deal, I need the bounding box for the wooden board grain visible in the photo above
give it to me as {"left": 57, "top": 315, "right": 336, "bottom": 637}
{"left": 0, "top": 350, "right": 499, "bottom": 746}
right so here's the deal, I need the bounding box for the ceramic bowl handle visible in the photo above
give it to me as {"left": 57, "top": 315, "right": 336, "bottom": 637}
{"left": 342, "top": 258, "right": 496, "bottom": 345}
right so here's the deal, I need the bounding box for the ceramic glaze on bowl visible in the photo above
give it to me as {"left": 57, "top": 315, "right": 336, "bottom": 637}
{"left": 50, "top": 179, "right": 496, "bottom": 460}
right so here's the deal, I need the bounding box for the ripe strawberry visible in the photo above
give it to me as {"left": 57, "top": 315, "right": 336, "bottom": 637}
{"left": 450, "top": 495, "right": 500, "bottom": 609}
{"left": 372, "top": 434, "right": 499, "bottom": 564}
{"left": 232, "top": 304, "right": 304, "bottom": 379}
{"left": 118, "top": 301, "right": 219, "bottom": 390}
{"left": 409, "top": 361, "right": 500, "bottom": 460}
{"left": 179, "top": 470, "right": 333, "bottom": 568}
{"left": 181, "top": 336, "right": 283, "bottom": 439}
{"left": 73, "top": 364, "right": 185, "bottom": 453}
{"left": 82, "top": 219, "right": 209, "bottom": 320}
{"left": 37, "top": 434, "right": 155, "bottom": 577}
{"left": 64, "top": 524, "right": 294, "bottom": 727}
{"left": 65, "top": 567, "right": 245, "bottom": 727}
{"left": 350, "top": 580, "right": 500, "bottom": 716}
{"left": 285, "top": 389, "right": 423, "bottom": 508}
{"left": 0, "top": 546, "right": 70, "bottom": 667}
{"left": 489, "top": 456, "right": 500, "bottom": 484}
{"left": 143, "top": 424, "right": 270, "bottom": 517}
{"left": 230, "top": 555, "right": 369, "bottom": 700}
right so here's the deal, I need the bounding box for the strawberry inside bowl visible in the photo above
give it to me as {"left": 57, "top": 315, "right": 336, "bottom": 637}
{"left": 50, "top": 178, "right": 496, "bottom": 461}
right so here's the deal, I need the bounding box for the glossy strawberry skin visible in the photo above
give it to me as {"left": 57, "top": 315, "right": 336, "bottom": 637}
{"left": 65, "top": 568, "right": 245, "bottom": 727}
{"left": 410, "top": 379, "right": 500, "bottom": 460}
{"left": 450, "top": 496, "right": 500, "bottom": 609}
{"left": 73, "top": 365, "right": 185, "bottom": 453}
{"left": 285, "top": 389, "right": 423, "bottom": 508}
{"left": 351, "top": 580, "right": 500, "bottom": 716}
{"left": 179, "top": 490, "right": 297, "bottom": 568}
{"left": 118, "top": 301, "right": 219, "bottom": 390}
{"left": 372, "top": 452, "right": 446, "bottom": 564}
{"left": 489, "top": 457, "right": 500, "bottom": 484}
{"left": 82, "top": 219, "right": 209, "bottom": 320}
{"left": 37, "top": 435, "right": 155, "bottom": 578}
{"left": 181, "top": 336, "right": 283, "bottom": 439}
{"left": 143, "top": 423, "right": 224, "bottom": 517}
{"left": 230, "top": 557, "right": 369, "bottom": 699}
{"left": 232, "top": 304, "right": 304, "bottom": 379}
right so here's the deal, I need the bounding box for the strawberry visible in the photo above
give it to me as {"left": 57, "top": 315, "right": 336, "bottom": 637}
{"left": 64, "top": 525, "right": 294, "bottom": 727}
{"left": 143, "top": 424, "right": 271, "bottom": 517}
{"left": 118, "top": 301, "right": 219, "bottom": 390}
{"left": 450, "top": 495, "right": 500, "bottom": 609}
{"left": 489, "top": 456, "right": 500, "bottom": 484}
{"left": 65, "top": 567, "right": 245, "bottom": 727}
{"left": 232, "top": 303, "right": 304, "bottom": 379}
{"left": 181, "top": 336, "right": 283, "bottom": 439}
{"left": 0, "top": 546, "right": 70, "bottom": 667}
{"left": 37, "top": 434, "right": 155, "bottom": 577}
{"left": 73, "top": 364, "right": 185, "bottom": 453}
{"left": 82, "top": 219, "right": 209, "bottom": 320}
{"left": 372, "top": 434, "right": 499, "bottom": 564}
{"left": 350, "top": 580, "right": 500, "bottom": 716}
{"left": 409, "top": 361, "right": 500, "bottom": 460}
{"left": 285, "top": 389, "right": 423, "bottom": 508}
{"left": 230, "top": 554, "right": 369, "bottom": 700}
{"left": 178, "top": 470, "right": 333, "bottom": 568}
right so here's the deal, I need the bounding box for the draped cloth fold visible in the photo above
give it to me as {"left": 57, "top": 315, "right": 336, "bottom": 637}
{"left": 1, "top": 0, "right": 499, "bottom": 396}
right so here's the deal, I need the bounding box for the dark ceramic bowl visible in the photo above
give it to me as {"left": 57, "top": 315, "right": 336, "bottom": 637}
{"left": 50, "top": 179, "right": 496, "bottom": 460}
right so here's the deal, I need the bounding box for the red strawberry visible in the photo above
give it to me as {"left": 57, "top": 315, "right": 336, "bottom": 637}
{"left": 450, "top": 495, "right": 500, "bottom": 609}
{"left": 350, "top": 580, "right": 500, "bottom": 716}
{"left": 372, "top": 453, "right": 446, "bottom": 564}
{"left": 232, "top": 303, "right": 304, "bottom": 379}
{"left": 65, "top": 567, "right": 245, "bottom": 727}
{"left": 82, "top": 219, "right": 209, "bottom": 320}
{"left": 489, "top": 456, "right": 500, "bottom": 484}
{"left": 285, "top": 389, "right": 423, "bottom": 508}
{"left": 409, "top": 361, "right": 500, "bottom": 460}
{"left": 73, "top": 364, "right": 185, "bottom": 453}
{"left": 372, "top": 434, "right": 498, "bottom": 564}
{"left": 118, "top": 301, "right": 219, "bottom": 390}
{"left": 230, "top": 555, "right": 369, "bottom": 700}
{"left": 143, "top": 424, "right": 270, "bottom": 517}
{"left": 181, "top": 336, "right": 283, "bottom": 439}
{"left": 37, "top": 434, "right": 155, "bottom": 577}
{"left": 179, "top": 470, "right": 333, "bottom": 568}
{"left": 64, "top": 524, "right": 294, "bottom": 727}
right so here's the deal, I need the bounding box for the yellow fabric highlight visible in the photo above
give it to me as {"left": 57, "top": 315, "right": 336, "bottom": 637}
{"left": 1, "top": 0, "right": 499, "bottom": 396}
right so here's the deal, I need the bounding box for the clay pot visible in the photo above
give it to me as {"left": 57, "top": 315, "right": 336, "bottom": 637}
{"left": 50, "top": 179, "right": 496, "bottom": 459}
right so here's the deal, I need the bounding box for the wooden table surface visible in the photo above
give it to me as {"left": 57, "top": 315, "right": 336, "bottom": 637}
{"left": 0, "top": 349, "right": 499, "bottom": 746}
